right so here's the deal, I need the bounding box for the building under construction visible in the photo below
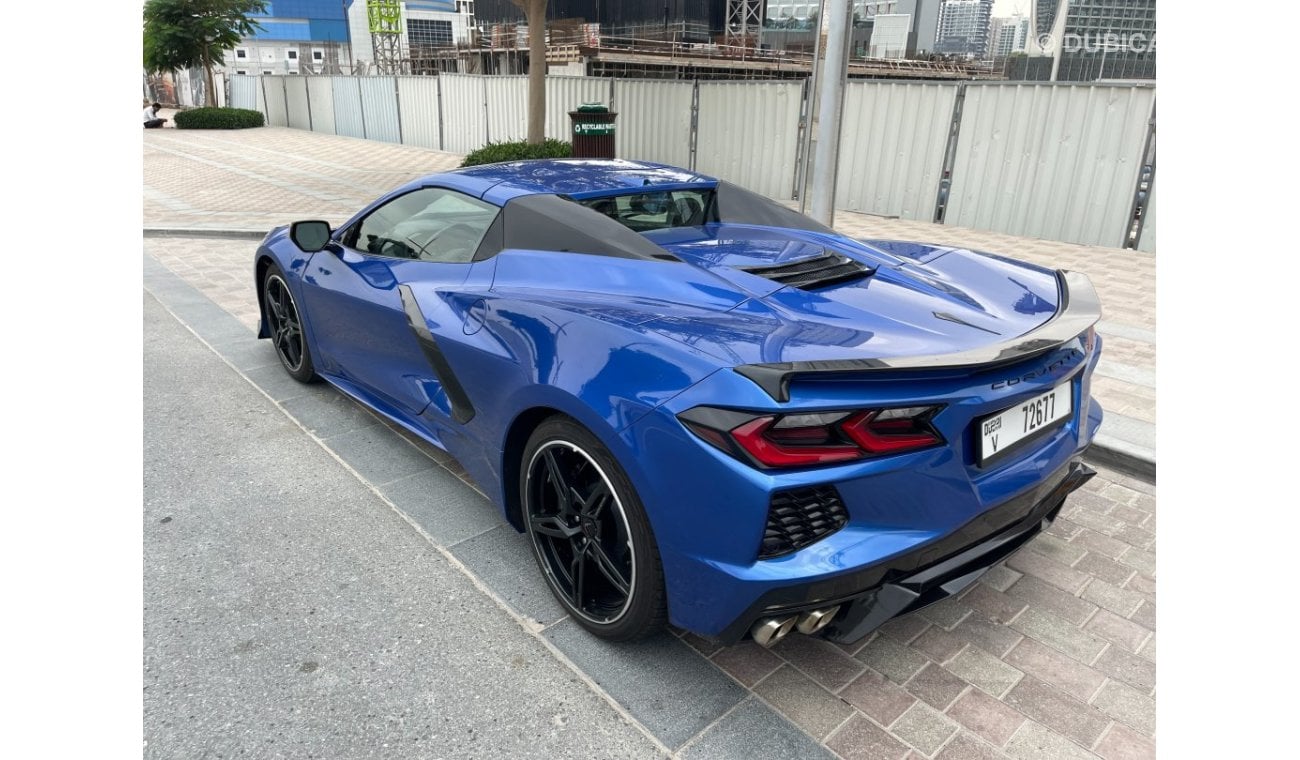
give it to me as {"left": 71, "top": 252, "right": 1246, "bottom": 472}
{"left": 413, "top": 0, "right": 994, "bottom": 80}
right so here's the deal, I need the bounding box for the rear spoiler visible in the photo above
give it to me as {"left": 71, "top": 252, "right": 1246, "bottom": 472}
{"left": 734, "top": 270, "right": 1101, "bottom": 402}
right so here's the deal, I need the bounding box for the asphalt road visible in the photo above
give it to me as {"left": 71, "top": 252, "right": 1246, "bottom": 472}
{"left": 142, "top": 292, "right": 662, "bottom": 759}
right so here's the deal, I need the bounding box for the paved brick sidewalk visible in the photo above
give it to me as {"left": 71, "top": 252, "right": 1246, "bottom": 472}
{"left": 143, "top": 126, "right": 1155, "bottom": 468}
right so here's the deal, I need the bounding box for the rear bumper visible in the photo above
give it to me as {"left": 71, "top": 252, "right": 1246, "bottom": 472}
{"left": 714, "top": 458, "right": 1096, "bottom": 644}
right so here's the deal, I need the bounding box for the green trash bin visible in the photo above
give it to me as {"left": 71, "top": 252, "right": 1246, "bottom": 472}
{"left": 569, "top": 103, "right": 618, "bottom": 159}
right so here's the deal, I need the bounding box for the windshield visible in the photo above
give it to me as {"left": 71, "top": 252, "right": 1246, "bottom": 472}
{"left": 576, "top": 189, "right": 714, "bottom": 232}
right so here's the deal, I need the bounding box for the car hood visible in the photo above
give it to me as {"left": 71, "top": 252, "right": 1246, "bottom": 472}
{"left": 489, "top": 223, "right": 1063, "bottom": 368}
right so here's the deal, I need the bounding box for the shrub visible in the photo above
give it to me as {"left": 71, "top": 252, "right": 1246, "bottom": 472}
{"left": 174, "top": 107, "right": 265, "bottom": 130}
{"left": 461, "top": 139, "right": 572, "bottom": 167}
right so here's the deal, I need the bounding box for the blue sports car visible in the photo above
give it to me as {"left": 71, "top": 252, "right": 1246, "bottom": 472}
{"left": 255, "top": 159, "right": 1102, "bottom": 647}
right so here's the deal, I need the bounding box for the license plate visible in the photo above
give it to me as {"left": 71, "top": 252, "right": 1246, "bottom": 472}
{"left": 979, "top": 382, "right": 1072, "bottom": 463}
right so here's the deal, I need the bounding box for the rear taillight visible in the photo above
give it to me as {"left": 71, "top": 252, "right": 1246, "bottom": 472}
{"left": 679, "top": 405, "right": 944, "bottom": 469}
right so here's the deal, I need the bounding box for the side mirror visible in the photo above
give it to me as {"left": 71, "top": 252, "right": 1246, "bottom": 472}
{"left": 290, "top": 220, "right": 333, "bottom": 253}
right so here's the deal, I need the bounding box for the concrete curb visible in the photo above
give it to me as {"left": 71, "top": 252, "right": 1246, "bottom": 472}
{"left": 144, "top": 227, "right": 269, "bottom": 240}
{"left": 143, "top": 226, "right": 1156, "bottom": 482}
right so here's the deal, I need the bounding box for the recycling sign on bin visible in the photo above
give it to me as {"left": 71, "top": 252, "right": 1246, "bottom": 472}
{"left": 573, "top": 122, "right": 616, "bottom": 136}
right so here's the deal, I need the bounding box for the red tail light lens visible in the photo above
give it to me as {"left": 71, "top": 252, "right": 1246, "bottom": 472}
{"left": 679, "top": 405, "right": 944, "bottom": 469}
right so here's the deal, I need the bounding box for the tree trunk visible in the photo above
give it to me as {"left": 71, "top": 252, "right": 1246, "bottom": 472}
{"left": 525, "top": 0, "right": 547, "bottom": 144}
{"left": 202, "top": 48, "right": 216, "bottom": 108}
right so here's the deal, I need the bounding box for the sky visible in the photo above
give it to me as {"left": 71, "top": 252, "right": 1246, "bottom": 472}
{"left": 993, "top": 0, "right": 1031, "bottom": 16}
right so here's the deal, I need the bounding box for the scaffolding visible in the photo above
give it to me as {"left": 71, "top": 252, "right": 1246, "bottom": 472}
{"left": 367, "top": 0, "right": 405, "bottom": 75}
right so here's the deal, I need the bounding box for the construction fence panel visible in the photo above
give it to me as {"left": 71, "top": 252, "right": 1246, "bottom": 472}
{"left": 484, "top": 75, "right": 529, "bottom": 144}
{"left": 546, "top": 76, "right": 612, "bottom": 141}
{"left": 695, "top": 81, "right": 803, "bottom": 200}
{"left": 612, "top": 79, "right": 694, "bottom": 169}
{"left": 1137, "top": 178, "right": 1155, "bottom": 252}
{"left": 263, "top": 76, "right": 289, "bottom": 126}
{"left": 359, "top": 76, "right": 402, "bottom": 143}
{"left": 305, "top": 77, "right": 336, "bottom": 135}
{"left": 945, "top": 83, "right": 1156, "bottom": 248}
{"left": 284, "top": 75, "right": 311, "bottom": 130}
{"left": 439, "top": 74, "right": 488, "bottom": 154}
{"left": 230, "top": 76, "right": 258, "bottom": 111}
{"left": 396, "top": 76, "right": 442, "bottom": 150}
{"left": 331, "top": 76, "right": 366, "bottom": 139}
{"left": 836, "top": 81, "right": 959, "bottom": 220}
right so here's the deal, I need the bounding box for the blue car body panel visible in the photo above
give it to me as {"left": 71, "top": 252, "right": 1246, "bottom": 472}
{"left": 255, "top": 159, "right": 1103, "bottom": 641}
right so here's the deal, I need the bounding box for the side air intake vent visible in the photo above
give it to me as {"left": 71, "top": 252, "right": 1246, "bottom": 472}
{"left": 741, "top": 252, "right": 874, "bottom": 290}
{"left": 759, "top": 485, "right": 849, "bottom": 559}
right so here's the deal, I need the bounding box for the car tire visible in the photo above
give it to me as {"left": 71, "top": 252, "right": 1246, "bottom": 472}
{"left": 521, "top": 415, "right": 667, "bottom": 642}
{"left": 262, "top": 262, "right": 317, "bottom": 383}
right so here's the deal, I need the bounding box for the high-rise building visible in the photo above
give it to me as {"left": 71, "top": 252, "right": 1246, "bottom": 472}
{"left": 991, "top": 14, "right": 1030, "bottom": 57}
{"left": 934, "top": 0, "right": 993, "bottom": 58}
{"left": 895, "top": 0, "right": 940, "bottom": 55}
{"left": 1026, "top": 0, "right": 1157, "bottom": 80}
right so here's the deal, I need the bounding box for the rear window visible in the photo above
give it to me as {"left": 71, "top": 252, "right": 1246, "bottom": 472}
{"left": 577, "top": 189, "right": 713, "bottom": 232}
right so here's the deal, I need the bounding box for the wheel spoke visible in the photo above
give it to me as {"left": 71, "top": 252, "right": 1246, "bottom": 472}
{"left": 588, "top": 541, "right": 631, "bottom": 596}
{"left": 570, "top": 539, "right": 588, "bottom": 607}
{"left": 530, "top": 514, "right": 576, "bottom": 539}
{"left": 578, "top": 481, "right": 612, "bottom": 519}
{"left": 542, "top": 449, "right": 573, "bottom": 514}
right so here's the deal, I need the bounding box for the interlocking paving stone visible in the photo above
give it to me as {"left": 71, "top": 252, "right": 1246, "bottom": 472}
{"left": 1091, "top": 680, "right": 1156, "bottom": 737}
{"left": 1084, "top": 609, "right": 1152, "bottom": 653}
{"left": 544, "top": 619, "right": 746, "bottom": 750}
{"left": 857, "top": 633, "right": 932, "bottom": 684}
{"left": 1129, "top": 600, "right": 1156, "bottom": 631}
{"left": 1006, "top": 549, "right": 1092, "bottom": 595}
{"left": 1080, "top": 578, "right": 1146, "bottom": 618}
{"left": 935, "top": 731, "right": 1012, "bottom": 760}
{"left": 905, "top": 662, "right": 971, "bottom": 711}
{"left": 959, "top": 584, "right": 1028, "bottom": 625}
{"left": 710, "top": 640, "right": 784, "bottom": 688}
{"left": 1071, "top": 527, "right": 1132, "bottom": 560}
{"left": 753, "top": 665, "right": 856, "bottom": 741}
{"left": 1074, "top": 553, "right": 1137, "bottom": 587}
{"left": 1003, "top": 637, "right": 1107, "bottom": 703}
{"left": 772, "top": 634, "right": 866, "bottom": 692}
{"left": 1010, "top": 607, "right": 1109, "bottom": 665}
{"left": 945, "top": 687, "right": 1026, "bottom": 748}
{"left": 839, "top": 668, "right": 919, "bottom": 727}
{"left": 1005, "top": 574, "right": 1098, "bottom": 626}
{"left": 912, "top": 624, "right": 970, "bottom": 665}
{"left": 878, "top": 614, "right": 931, "bottom": 644}
{"left": 1003, "top": 677, "right": 1112, "bottom": 749}
{"left": 951, "top": 615, "right": 1024, "bottom": 660}
{"left": 1093, "top": 646, "right": 1157, "bottom": 695}
{"left": 1004, "top": 722, "right": 1097, "bottom": 760}
{"left": 679, "top": 697, "right": 836, "bottom": 760}
{"left": 944, "top": 646, "right": 1025, "bottom": 699}
{"left": 1026, "top": 533, "right": 1088, "bottom": 567}
{"left": 978, "top": 564, "right": 1023, "bottom": 592}
{"left": 889, "top": 702, "right": 959, "bottom": 757}
{"left": 1094, "top": 721, "right": 1156, "bottom": 760}
{"left": 918, "top": 599, "right": 973, "bottom": 631}
{"left": 825, "top": 714, "right": 911, "bottom": 760}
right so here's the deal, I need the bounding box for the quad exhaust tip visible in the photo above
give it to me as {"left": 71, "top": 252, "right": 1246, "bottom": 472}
{"left": 751, "top": 605, "right": 842, "bottom": 647}
{"left": 796, "top": 605, "right": 841, "bottom": 635}
{"left": 750, "top": 616, "right": 797, "bottom": 647}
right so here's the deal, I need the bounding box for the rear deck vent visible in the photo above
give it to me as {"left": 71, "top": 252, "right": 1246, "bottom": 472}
{"left": 740, "top": 252, "right": 874, "bottom": 290}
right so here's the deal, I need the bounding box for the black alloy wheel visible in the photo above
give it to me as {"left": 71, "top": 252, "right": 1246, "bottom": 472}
{"left": 522, "top": 416, "right": 666, "bottom": 641}
{"left": 263, "top": 266, "right": 316, "bottom": 383}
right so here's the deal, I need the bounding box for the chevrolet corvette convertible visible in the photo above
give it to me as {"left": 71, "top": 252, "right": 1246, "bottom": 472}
{"left": 255, "top": 159, "right": 1102, "bottom": 647}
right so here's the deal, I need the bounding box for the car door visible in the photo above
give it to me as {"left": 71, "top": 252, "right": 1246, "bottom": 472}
{"left": 299, "top": 186, "right": 500, "bottom": 422}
